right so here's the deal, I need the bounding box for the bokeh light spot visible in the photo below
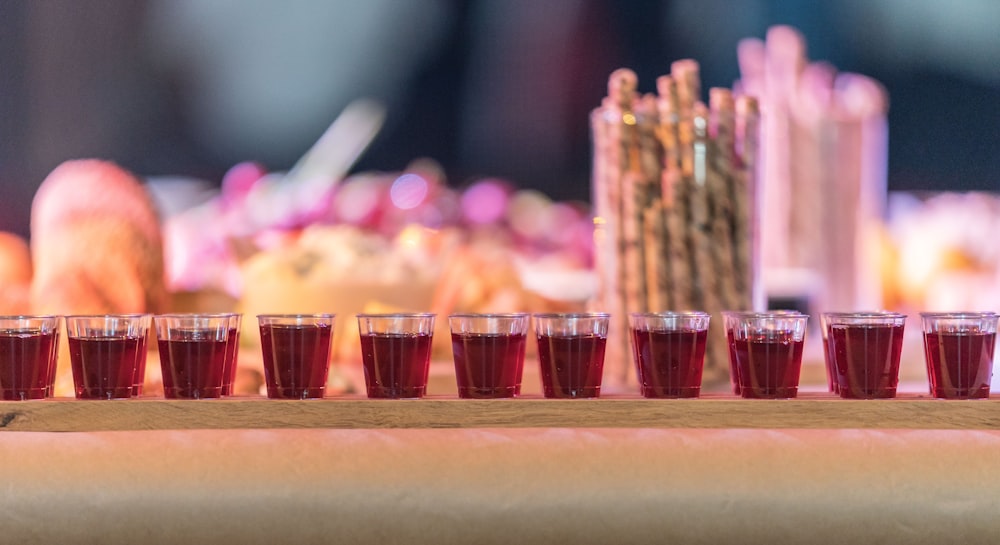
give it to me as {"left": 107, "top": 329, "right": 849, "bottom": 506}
{"left": 390, "top": 173, "right": 429, "bottom": 210}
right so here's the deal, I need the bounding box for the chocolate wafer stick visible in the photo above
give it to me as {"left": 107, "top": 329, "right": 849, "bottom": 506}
{"left": 707, "top": 88, "right": 740, "bottom": 312}
{"left": 634, "top": 95, "right": 670, "bottom": 312}
{"left": 734, "top": 95, "right": 760, "bottom": 308}
{"left": 671, "top": 60, "right": 700, "bottom": 180}
{"left": 690, "top": 101, "right": 729, "bottom": 383}
{"left": 604, "top": 69, "right": 641, "bottom": 388}
{"left": 653, "top": 76, "right": 692, "bottom": 312}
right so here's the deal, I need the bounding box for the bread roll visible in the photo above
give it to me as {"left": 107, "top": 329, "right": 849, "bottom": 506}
{"left": 30, "top": 159, "right": 167, "bottom": 315}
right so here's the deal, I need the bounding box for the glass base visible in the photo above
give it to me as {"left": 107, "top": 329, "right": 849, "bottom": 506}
{"left": 164, "top": 387, "right": 223, "bottom": 399}
{"left": 641, "top": 386, "right": 700, "bottom": 399}
{"left": 839, "top": 387, "right": 896, "bottom": 400}
{"left": 543, "top": 387, "right": 601, "bottom": 399}
{"left": 266, "top": 386, "right": 326, "bottom": 400}
{"left": 0, "top": 388, "right": 47, "bottom": 401}
{"left": 366, "top": 386, "right": 426, "bottom": 399}
{"left": 76, "top": 387, "right": 133, "bottom": 400}
{"left": 458, "top": 386, "right": 519, "bottom": 399}
{"left": 931, "top": 387, "right": 990, "bottom": 400}
{"left": 739, "top": 386, "right": 798, "bottom": 399}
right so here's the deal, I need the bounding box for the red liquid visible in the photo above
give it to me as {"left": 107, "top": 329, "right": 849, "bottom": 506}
{"left": 260, "top": 323, "right": 332, "bottom": 399}
{"left": 730, "top": 332, "right": 804, "bottom": 399}
{"left": 68, "top": 336, "right": 141, "bottom": 399}
{"left": 923, "top": 331, "right": 995, "bottom": 399}
{"left": 0, "top": 329, "right": 56, "bottom": 400}
{"left": 536, "top": 333, "right": 606, "bottom": 399}
{"left": 158, "top": 330, "right": 228, "bottom": 399}
{"left": 830, "top": 324, "right": 904, "bottom": 399}
{"left": 451, "top": 332, "right": 525, "bottom": 398}
{"left": 132, "top": 333, "right": 148, "bottom": 396}
{"left": 221, "top": 327, "right": 240, "bottom": 396}
{"left": 631, "top": 328, "right": 707, "bottom": 398}
{"left": 360, "top": 332, "right": 432, "bottom": 399}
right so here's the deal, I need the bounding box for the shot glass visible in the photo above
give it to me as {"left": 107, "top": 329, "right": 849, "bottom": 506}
{"left": 155, "top": 314, "right": 232, "bottom": 399}
{"left": 357, "top": 313, "right": 435, "bottom": 399}
{"left": 0, "top": 315, "right": 60, "bottom": 400}
{"left": 723, "top": 311, "right": 808, "bottom": 399}
{"left": 629, "top": 312, "right": 710, "bottom": 398}
{"left": 725, "top": 309, "right": 804, "bottom": 395}
{"left": 921, "top": 312, "right": 998, "bottom": 399}
{"left": 534, "top": 313, "right": 609, "bottom": 399}
{"left": 66, "top": 314, "right": 151, "bottom": 400}
{"left": 449, "top": 313, "right": 529, "bottom": 399}
{"left": 220, "top": 313, "right": 243, "bottom": 396}
{"left": 825, "top": 312, "right": 906, "bottom": 399}
{"left": 258, "top": 314, "right": 334, "bottom": 399}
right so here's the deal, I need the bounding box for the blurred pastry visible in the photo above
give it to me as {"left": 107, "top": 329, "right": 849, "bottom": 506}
{"left": 0, "top": 231, "right": 32, "bottom": 314}
{"left": 30, "top": 159, "right": 167, "bottom": 315}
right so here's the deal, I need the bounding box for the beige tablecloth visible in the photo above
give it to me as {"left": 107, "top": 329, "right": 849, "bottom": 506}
{"left": 2, "top": 427, "right": 999, "bottom": 544}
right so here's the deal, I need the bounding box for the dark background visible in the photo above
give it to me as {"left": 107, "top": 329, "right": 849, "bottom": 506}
{"left": 1, "top": 0, "right": 998, "bottom": 238}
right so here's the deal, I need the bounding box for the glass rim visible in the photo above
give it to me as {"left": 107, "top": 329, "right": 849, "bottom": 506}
{"left": 822, "top": 311, "right": 906, "bottom": 319}
{"left": 721, "top": 310, "right": 808, "bottom": 319}
{"left": 919, "top": 311, "right": 999, "bottom": 319}
{"left": 629, "top": 311, "right": 710, "bottom": 318}
{"left": 156, "top": 312, "right": 243, "bottom": 318}
{"left": 448, "top": 312, "right": 529, "bottom": 319}
{"left": 355, "top": 312, "right": 435, "bottom": 318}
{"left": 0, "top": 314, "right": 60, "bottom": 320}
{"left": 64, "top": 313, "right": 152, "bottom": 319}
{"left": 256, "top": 313, "right": 335, "bottom": 319}
{"left": 532, "top": 312, "right": 610, "bottom": 319}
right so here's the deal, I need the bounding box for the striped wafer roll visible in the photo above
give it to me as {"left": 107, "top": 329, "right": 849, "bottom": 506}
{"left": 734, "top": 96, "right": 760, "bottom": 309}
{"left": 654, "top": 76, "right": 694, "bottom": 313}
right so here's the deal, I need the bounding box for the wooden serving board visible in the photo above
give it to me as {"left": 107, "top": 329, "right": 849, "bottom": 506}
{"left": 2, "top": 393, "right": 998, "bottom": 432}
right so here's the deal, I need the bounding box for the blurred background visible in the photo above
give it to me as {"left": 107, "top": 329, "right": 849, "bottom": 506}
{"left": 1, "top": 0, "right": 999, "bottom": 239}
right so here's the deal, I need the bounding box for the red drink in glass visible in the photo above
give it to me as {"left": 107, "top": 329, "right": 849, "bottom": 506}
{"left": 731, "top": 333, "right": 804, "bottom": 399}
{"left": 0, "top": 328, "right": 56, "bottom": 400}
{"left": 921, "top": 312, "right": 998, "bottom": 400}
{"left": 360, "top": 332, "right": 433, "bottom": 399}
{"left": 69, "top": 336, "right": 141, "bottom": 399}
{"left": 451, "top": 332, "right": 526, "bottom": 398}
{"left": 724, "top": 312, "right": 808, "bottom": 399}
{"left": 537, "top": 333, "right": 607, "bottom": 399}
{"left": 632, "top": 328, "right": 707, "bottom": 398}
{"left": 260, "top": 322, "right": 332, "bottom": 399}
{"left": 158, "top": 330, "right": 227, "bottom": 399}
{"left": 830, "top": 322, "right": 905, "bottom": 399}
{"left": 924, "top": 331, "right": 995, "bottom": 399}
{"left": 68, "top": 314, "right": 150, "bottom": 399}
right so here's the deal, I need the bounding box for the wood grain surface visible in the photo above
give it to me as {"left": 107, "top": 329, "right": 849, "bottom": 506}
{"left": 2, "top": 393, "right": 998, "bottom": 432}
